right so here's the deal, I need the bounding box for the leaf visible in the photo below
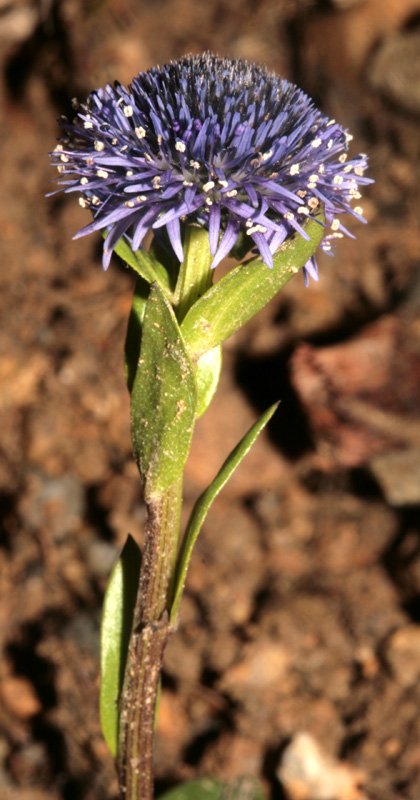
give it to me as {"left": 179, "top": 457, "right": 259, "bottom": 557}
{"left": 131, "top": 283, "right": 197, "bottom": 496}
{"left": 125, "top": 276, "right": 150, "bottom": 392}
{"left": 180, "top": 218, "right": 324, "bottom": 361}
{"left": 100, "top": 534, "right": 141, "bottom": 758}
{"left": 113, "top": 236, "right": 172, "bottom": 290}
{"left": 158, "top": 779, "right": 224, "bottom": 800}
{"left": 172, "top": 226, "right": 213, "bottom": 322}
{"left": 158, "top": 777, "right": 266, "bottom": 800}
{"left": 195, "top": 345, "right": 222, "bottom": 417}
{"left": 170, "top": 402, "right": 279, "bottom": 621}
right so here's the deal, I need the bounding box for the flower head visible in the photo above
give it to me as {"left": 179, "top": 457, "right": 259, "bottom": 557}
{"left": 51, "top": 53, "right": 372, "bottom": 279}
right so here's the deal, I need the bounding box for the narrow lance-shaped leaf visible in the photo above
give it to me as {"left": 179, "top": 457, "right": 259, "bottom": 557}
{"left": 170, "top": 402, "right": 279, "bottom": 622}
{"left": 125, "top": 275, "right": 150, "bottom": 392}
{"left": 131, "top": 282, "right": 197, "bottom": 496}
{"left": 100, "top": 534, "right": 141, "bottom": 757}
{"left": 113, "top": 236, "right": 172, "bottom": 291}
{"left": 158, "top": 779, "right": 224, "bottom": 800}
{"left": 194, "top": 345, "right": 222, "bottom": 417}
{"left": 180, "top": 218, "right": 324, "bottom": 362}
{"left": 158, "top": 776, "right": 266, "bottom": 800}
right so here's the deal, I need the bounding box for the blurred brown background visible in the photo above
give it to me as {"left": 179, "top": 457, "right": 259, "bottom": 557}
{"left": 0, "top": 1, "right": 420, "bottom": 799}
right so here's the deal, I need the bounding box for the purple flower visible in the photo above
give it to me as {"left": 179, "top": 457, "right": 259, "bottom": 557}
{"left": 51, "top": 53, "right": 372, "bottom": 280}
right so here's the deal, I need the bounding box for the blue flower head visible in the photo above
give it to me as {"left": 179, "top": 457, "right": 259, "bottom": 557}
{"left": 51, "top": 53, "right": 372, "bottom": 281}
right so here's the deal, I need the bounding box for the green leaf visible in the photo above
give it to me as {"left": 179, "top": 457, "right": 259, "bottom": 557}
{"left": 172, "top": 226, "right": 213, "bottom": 322}
{"left": 100, "top": 534, "right": 141, "bottom": 758}
{"left": 170, "top": 402, "right": 279, "bottom": 621}
{"left": 158, "top": 779, "right": 224, "bottom": 800}
{"left": 195, "top": 345, "right": 222, "bottom": 417}
{"left": 125, "top": 276, "right": 150, "bottom": 392}
{"left": 131, "top": 283, "right": 197, "bottom": 496}
{"left": 180, "top": 218, "right": 324, "bottom": 361}
{"left": 113, "top": 236, "right": 172, "bottom": 291}
{"left": 158, "top": 777, "right": 266, "bottom": 800}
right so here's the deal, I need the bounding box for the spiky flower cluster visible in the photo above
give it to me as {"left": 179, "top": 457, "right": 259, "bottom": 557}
{"left": 51, "top": 53, "right": 372, "bottom": 280}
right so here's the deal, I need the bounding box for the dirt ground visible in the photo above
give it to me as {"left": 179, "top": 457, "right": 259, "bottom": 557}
{"left": 1, "top": 1, "right": 420, "bottom": 799}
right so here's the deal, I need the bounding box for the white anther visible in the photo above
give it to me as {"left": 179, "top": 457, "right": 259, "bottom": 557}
{"left": 345, "top": 132, "right": 354, "bottom": 143}
{"left": 283, "top": 211, "right": 295, "bottom": 220}
{"left": 309, "top": 174, "right": 319, "bottom": 183}
{"left": 297, "top": 206, "right": 309, "bottom": 215}
{"left": 245, "top": 219, "right": 253, "bottom": 228}
{"left": 111, "top": 138, "right": 118, "bottom": 146}
{"left": 308, "top": 197, "right": 320, "bottom": 210}
{"left": 136, "top": 195, "right": 146, "bottom": 202}
{"left": 175, "top": 141, "right": 186, "bottom": 153}
{"left": 203, "top": 180, "right": 215, "bottom": 192}
{"left": 218, "top": 179, "right": 228, "bottom": 188}
{"left": 343, "top": 164, "right": 353, "bottom": 173}
{"left": 331, "top": 218, "right": 340, "bottom": 231}
{"left": 333, "top": 175, "right": 343, "bottom": 185}
{"left": 289, "top": 164, "right": 300, "bottom": 176}
{"left": 91, "top": 196, "right": 100, "bottom": 205}
{"left": 60, "top": 154, "right": 69, "bottom": 163}
{"left": 123, "top": 105, "right": 134, "bottom": 117}
{"left": 339, "top": 153, "right": 347, "bottom": 163}
{"left": 308, "top": 182, "right": 317, "bottom": 190}
{"left": 183, "top": 180, "right": 193, "bottom": 186}
{"left": 189, "top": 160, "right": 200, "bottom": 169}
{"left": 78, "top": 197, "right": 88, "bottom": 208}
{"left": 54, "top": 144, "right": 63, "bottom": 152}
{"left": 297, "top": 190, "right": 307, "bottom": 198}
{"left": 135, "top": 126, "right": 146, "bottom": 139}
{"left": 83, "top": 121, "right": 93, "bottom": 129}
{"left": 126, "top": 170, "right": 134, "bottom": 177}
{"left": 246, "top": 224, "right": 267, "bottom": 235}
{"left": 152, "top": 176, "right": 162, "bottom": 189}
{"left": 327, "top": 118, "right": 336, "bottom": 127}
{"left": 354, "top": 166, "right": 365, "bottom": 177}
{"left": 327, "top": 139, "right": 334, "bottom": 149}
{"left": 226, "top": 189, "right": 237, "bottom": 197}
{"left": 205, "top": 198, "right": 213, "bottom": 206}
{"left": 261, "top": 150, "right": 273, "bottom": 161}
{"left": 311, "top": 138, "right": 322, "bottom": 148}
{"left": 96, "top": 169, "right": 109, "bottom": 178}
{"left": 125, "top": 200, "right": 135, "bottom": 207}
{"left": 94, "top": 140, "right": 105, "bottom": 152}
{"left": 354, "top": 206, "right": 363, "bottom": 215}
{"left": 319, "top": 164, "right": 325, "bottom": 174}
{"left": 80, "top": 177, "right": 88, "bottom": 185}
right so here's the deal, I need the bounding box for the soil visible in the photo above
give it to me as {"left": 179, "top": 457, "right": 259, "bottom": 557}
{"left": 1, "top": 1, "right": 420, "bottom": 799}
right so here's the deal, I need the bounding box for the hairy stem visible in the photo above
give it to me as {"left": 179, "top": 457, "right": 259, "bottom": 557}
{"left": 117, "top": 479, "right": 182, "bottom": 800}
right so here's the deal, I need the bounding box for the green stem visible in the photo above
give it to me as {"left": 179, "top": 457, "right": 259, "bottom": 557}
{"left": 117, "top": 479, "right": 182, "bottom": 800}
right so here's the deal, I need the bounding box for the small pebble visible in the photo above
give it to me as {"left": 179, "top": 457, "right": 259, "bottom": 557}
{"left": 277, "top": 732, "right": 366, "bottom": 800}
{"left": 384, "top": 624, "right": 420, "bottom": 687}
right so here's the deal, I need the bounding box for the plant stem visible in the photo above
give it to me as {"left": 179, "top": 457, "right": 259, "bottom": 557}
{"left": 117, "top": 479, "right": 182, "bottom": 800}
